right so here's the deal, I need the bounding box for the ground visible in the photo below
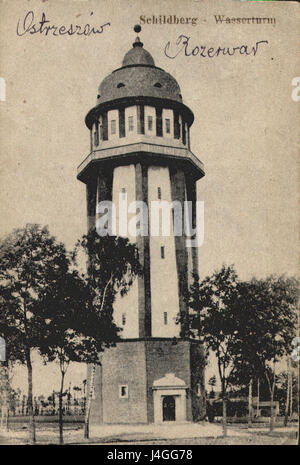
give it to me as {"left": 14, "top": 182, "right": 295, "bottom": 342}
{"left": 0, "top": 421, "right": 298, "bottom": 445}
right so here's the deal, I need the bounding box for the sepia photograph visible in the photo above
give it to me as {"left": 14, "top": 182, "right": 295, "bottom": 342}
{"left": 0, "top": 0, "right": 299, "bottom": 450}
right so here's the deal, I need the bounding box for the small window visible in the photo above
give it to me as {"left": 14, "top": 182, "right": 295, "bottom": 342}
{"left": 164, "top": 312, "right": 168, "bottom": 325}
{"left": 99, "top": 122, "right": 103, "bottom": 140}
{"left": 128, "top": 116, "right": 134, "bottom": 132}
{"left": 93, "top": 131, "right": 99, "bottom": 146}
{"left": 160, "top": 246, "right": 165, "bottom": 259}
{"left": 0, "top": 336, "right": 6, "bottom": 362}
{"left": 122, "top": 313, "right": 126, "bottom": 326}
{"left": 165, "top": 118, "right": 170, "bottom": 134}
{"left": 97, "top": 94, "right": 101, "bottom": 99}
{"left": 157, "top": 187, "right": 161, "bottom": 200}
{"left": 117, "top": 83, "right": 125, "bottom": 88}
{"left": 196, "top": 383, "right": 201, "bottom": 397}
{"left": 119, "top": 385, "right": 128, "bottom": 398}
{"left": 121, "top": 187, "right": 126, "bottom": 199}
{"left": 111, "top": 119, "right": 116, "bottom": 135}
{"left": 182, "top": 121, "right": 187, "bottom": 145}
{"left": 148, "top": 115, "right": 153, "bottom": 131}
{"left": 154, "top": 82, "right": 162, "bottom": 88}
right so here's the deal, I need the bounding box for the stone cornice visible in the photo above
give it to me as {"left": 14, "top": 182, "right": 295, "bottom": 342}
{"left": 77, "top": 142, "right": 205, "bottom": 183}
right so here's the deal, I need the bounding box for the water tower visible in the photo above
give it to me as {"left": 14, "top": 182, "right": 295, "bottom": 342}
{"left": 77, "top": 26, "right": 205, "bottom": 424}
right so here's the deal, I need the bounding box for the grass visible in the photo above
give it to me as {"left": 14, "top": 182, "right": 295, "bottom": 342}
{"left": 0, "top": 421, "right": 298, "bottom": 445}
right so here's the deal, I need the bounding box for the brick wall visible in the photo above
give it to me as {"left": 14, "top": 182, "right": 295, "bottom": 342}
{"left": 90, "top": 338, "right": 205, "bottom": 425}
{"left": 145, "top": 339, "right": 192, "bottom": 422}
{"left": 90, "top": 364, "right": 103, "bottom": 425}
{"left": 101, "top": 341, "right": 148, "bottom": 424}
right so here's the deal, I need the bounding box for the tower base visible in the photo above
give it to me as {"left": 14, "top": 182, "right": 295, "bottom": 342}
{"left": 88, "top": 338, "right": 206, "bottom": 425}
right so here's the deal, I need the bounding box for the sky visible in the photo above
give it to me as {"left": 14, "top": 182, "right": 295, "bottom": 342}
{"left": 0, "top": 0, "right": 299, "bottom": 395}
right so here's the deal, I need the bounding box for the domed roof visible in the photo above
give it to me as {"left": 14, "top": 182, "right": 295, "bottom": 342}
{"left": 95, "top": 37, "right": 183, "bottom": 105}
{"left": 122, "top": 38, "right": 155, "bottom": 66}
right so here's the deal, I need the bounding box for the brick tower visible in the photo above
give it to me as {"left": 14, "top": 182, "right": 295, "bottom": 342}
{"left": 77, "top": 27, "right": 205, "bottom": 424}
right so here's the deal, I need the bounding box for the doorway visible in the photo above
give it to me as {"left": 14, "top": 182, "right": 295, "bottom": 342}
{"left": 162, "top": 396, "right": 176, "bottom": 421}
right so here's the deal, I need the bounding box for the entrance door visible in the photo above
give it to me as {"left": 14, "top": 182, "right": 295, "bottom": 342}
{"left": 162, "top": 396, "right": 176, "bottom": 421}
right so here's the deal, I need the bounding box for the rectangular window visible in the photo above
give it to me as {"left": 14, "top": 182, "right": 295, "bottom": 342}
{"left": 182, "top": 120, "right": 186, "bottom": 145}
{"left": 121, "top": 187, "right": 126, "bottom": 199}
{"left": 99, "top": 123, "right": 103, "bottom": 140}
{"left": 119, "top": 385, "right": 128, "bottom": 398}
{"left": 93, "top": 123, "right": 99, "bottom": 146}
{"left": 128, "top": 116, "right": 134, "bottom": 132}
{"left": 122, "top": 313, "right": 126, "bottom": 325}
{"left": 93, "top": 131, "right": 98, "bottom": 146}
{"left": 165, "top": 118, "right": 170, "bottom": 134}
{"left": 174, "top": 112, "right": 180, "bottom": 139}
{"left": 119, "top": 108, "right": 125, "bottom": 138}
{"left": 111, "top": 119, "right": 116, "bottom": 135}
{"left": 148, "top": 115, "right": 153, "bottom": 131}
{"left": 196, "top": 383, "right": 201, "bottom": 397}
{"left": 164, "top": 312, "right": 168, "bottom": 325}
{"left": 160, "top": 246, "right": 165, "bottom": 259}
{"left": 157, "top": 187, "right": 161, "bottom": 200}
{"left": 102, "top": 112, "right": 108, "bottom": 141}
{"left": 156, "top": 108, "right": 162, "bottom": 137}
{"left": 137, "top": 105, "right": 145, "bottom": 134}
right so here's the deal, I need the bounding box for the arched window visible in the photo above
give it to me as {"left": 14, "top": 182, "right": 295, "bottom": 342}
{"left": 154, "top": 82, "right": 162, "bottom": 88}
{"left": 117, "top": 83, "right": 125, "bottom": 88}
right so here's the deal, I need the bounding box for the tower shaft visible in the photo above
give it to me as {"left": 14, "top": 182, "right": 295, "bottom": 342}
{"left": 78, "top": 33, "right": 206, "bottom": 424}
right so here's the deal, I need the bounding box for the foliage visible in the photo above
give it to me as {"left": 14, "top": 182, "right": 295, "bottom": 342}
{"left": 186, "top": 266, "right": 298, "bottom": 433}
{"left": 77, "top": 229, "right": 142, "bottom": 439}
{"left": 230, "top": 276, "right": 298, "bottom": 391}
{"left": 0, "top": 224, "right": 72, "bottom": 442}
{"left": 187, "top": 265, "right": 239, "bottom": 396}
{"left": 276, "top": 370, "right": 298, "bottom": 415}
{"left": 0, "top": 224, "right": 70, "bottom": 363}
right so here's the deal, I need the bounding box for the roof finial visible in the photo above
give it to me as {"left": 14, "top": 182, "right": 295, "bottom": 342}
{"left": 133, "top": 24, "right": 143, "bottom": 48}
